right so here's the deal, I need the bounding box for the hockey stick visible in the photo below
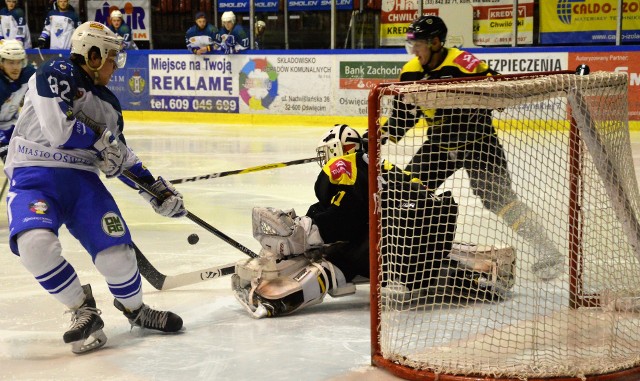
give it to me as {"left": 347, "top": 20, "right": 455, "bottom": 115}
{"left": 134, "top": 243, "right": 236, "bottom": 290}
{"left": 0, "top": 178, "right": 7, "bottom": 199}
{"left": 169, "top": 156, "right": 320, "bottom": 184}
{"left": 122, "top": 169, "right": 259, "bottom": 259}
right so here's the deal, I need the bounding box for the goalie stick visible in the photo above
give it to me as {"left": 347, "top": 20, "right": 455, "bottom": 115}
{"left": 136, "top": 242, "right": 351, "bottom": 290}
{"left": 134, "top": 243, "right": 236, "bottom": 290}
{"left": 122, "top": 170, "right": 259, "bottom": 259}
{"left": 169, "top": 157, "right": 320, "bottom": 184}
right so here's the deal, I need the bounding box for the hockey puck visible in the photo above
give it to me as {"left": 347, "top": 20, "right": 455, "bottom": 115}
{"left": 188, "top": 233, "right": 199, "bottom": 245}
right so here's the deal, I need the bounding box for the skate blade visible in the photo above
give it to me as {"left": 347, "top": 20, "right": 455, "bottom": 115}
{"left": 70, "top": 329, "right": 107, "bottom": 354}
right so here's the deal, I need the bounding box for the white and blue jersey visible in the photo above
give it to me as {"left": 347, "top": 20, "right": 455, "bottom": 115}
{"left": 109, "top": 23, "right": 138, "bottom": 50}
{"left": 0, "top": 64, "right": 35, "bottom": 145}
{"left": 215, "top": 24, "right": 249, "bottom": 54}
{"left": 0, "top": 6, "right": 31, "bottom": 48}
{"left": 5, "top": 57, "right": 153, "bottom": 257}
{"left": 185, "top": 23, "right": 218, "bottom": 53}
{"left": 39, "top": 9, "right": 81, "bottom": 49}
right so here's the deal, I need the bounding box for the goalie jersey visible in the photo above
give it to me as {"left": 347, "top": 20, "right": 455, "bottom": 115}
{"left": 306, "top": 151, "right": 456, "bottom": 283}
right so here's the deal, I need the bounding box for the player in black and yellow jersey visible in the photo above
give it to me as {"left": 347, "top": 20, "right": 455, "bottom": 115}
{"left": 379, "top": 16, "right": 564, "bottom": 282}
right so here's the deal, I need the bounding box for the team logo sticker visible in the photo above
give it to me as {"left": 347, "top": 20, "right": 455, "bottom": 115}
{"left": 29, "top": 199, "right": 49, "bottom": 214}
{"left": 329, "top": 159, "right": 353, "bottom": 181}
{"left": 101, "top": 212, "right": 126, "bottom": 237}
{"left": 128, "top": 68, "right": 147, "bottom": 95}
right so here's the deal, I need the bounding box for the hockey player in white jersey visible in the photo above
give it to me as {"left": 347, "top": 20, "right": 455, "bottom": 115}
{"left": 5, "top": 21, "right": 185, "bottom": 354}
{"left": 37, "top": 0, "right": 81, "bottom": 49}
{"left": 0, "top": 39, "right": 35, "bottom": 162}
{"left": 0, "top": 0, "right": 32, "bottom": 48}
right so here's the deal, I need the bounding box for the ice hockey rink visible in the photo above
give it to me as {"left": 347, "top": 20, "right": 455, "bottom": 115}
{"left": 0, "top": 120, "right": 404, "bottom": 381}
{"left": 2, "top": 119, "right": 640, "bottom": 381}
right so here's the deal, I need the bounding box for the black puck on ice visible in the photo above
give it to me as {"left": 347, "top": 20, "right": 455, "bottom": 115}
{"left": 188, "top": 233, "right": 199, "bottom": 245}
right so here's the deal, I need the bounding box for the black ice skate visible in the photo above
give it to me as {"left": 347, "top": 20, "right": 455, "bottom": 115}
{"left": 63, "top": 284, "right": 107, "bottom": 354}
{"left": 113, "top": 299, "right": 183, "bottom": 332}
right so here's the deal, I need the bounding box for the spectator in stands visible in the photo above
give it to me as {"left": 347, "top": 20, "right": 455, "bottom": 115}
{"left": 185, "top": 11, "right": 218, "bottom": 55}
{"left": 254, "top": 20, "right": 266, "bottom": 49}
{"left": 216, "top": 11, "right": 249, "bottom": 54}
{"left": 109, "top": 10, "right": 138, "bottom": 50}
{"left": 0, "top": 0, "right": 31, "bottom": 48}
{"left": 38, "top": 0, "right": 81, "bottom": 49}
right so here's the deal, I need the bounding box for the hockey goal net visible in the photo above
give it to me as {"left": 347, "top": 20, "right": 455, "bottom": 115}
{"left": 368, "top": 70, "right": 640, "bottom": 381}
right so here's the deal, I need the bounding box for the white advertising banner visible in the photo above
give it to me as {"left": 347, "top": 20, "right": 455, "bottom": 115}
{"left": 86, "top": 0, "right": 152, "bottom": 41}
{"left": 140, "top": 51, "right": 567, "bottom": 116}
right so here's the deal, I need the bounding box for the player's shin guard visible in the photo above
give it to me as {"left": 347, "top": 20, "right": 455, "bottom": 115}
{"left": 498, "top": 200, "right": 564, "bottom": 281}
{"left": 63, "top": 284, "right": 107, "bottom": 354}
{"left": 233, "top": 257, "right": 355, "bottom": 318}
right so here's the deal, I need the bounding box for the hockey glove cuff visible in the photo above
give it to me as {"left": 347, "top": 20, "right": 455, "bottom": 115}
{"left": 139, "top": 176, "right": 187, "bottom": 218}
{"left": 93, "top": 130, "right": 125, "bottom": 178}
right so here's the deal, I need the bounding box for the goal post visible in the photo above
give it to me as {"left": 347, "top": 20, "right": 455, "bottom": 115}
{"left": 368, "top": 70, "right": 640, "bottom": 381}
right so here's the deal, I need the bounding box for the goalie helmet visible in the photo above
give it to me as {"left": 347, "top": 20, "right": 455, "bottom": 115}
{"left": 71, "top": 21, "right": 126, "bottom": 70}
{"left": 221, "top": 11, "right": 236, "bottom": 24}
{"left": 0, "top": 40, "right": 27, "bottom": 67}
{"left": 407, "top": 15, "right": 447, "bottom": 42}
{"left": 316, "top": 124, "right": 362, "bottom": 166}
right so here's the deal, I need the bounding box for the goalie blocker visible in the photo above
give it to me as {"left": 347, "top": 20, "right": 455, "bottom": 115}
{"left": 233, "top": 190, "right": 515, "bottom": 318}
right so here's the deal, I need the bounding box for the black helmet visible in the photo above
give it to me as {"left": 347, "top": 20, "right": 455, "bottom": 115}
{"left": 406, "top": 15, "right": 447, "bottom": 42}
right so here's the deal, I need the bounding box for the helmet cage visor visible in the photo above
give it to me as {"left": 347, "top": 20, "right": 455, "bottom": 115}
{"left": 316, "top": 140, "right": 343, "bottom": 167}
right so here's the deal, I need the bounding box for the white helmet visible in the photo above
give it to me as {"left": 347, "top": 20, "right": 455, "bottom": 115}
{"left": 221, "top": 11, "right": 236, "bottom": 23}
{"left": 110, "top": 10, "right": 123, "bottom": 20}
{"left": 71, "top": 21, "right": 126, "bottom": 70}
{"left": 256, "top": 20, "right": 266, "bottom": 29}
{"left": 316, "top": 124, "right": 362, "bottom": 166}
{"left": 0, "top": 40, "right": 27, "bottom": 67}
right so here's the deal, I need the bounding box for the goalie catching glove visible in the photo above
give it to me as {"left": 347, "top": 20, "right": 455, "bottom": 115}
{"left": 252, "top": 207, "right": 323, "bottom": 257}
{"left": 93, "top": 130, "right": 125, "bottom": 178}
{"left": 139, "top": 177, "right": 187, "bottom": 218}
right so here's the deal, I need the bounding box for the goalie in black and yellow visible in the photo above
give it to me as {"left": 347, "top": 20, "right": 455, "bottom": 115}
{"left": 232, "top": 125, "right": 515, "bottom": 318}
{"left": 370, "top": 15, "right": 564, "bottom": 281}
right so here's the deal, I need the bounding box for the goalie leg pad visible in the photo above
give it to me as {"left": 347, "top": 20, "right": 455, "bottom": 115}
{"left": 232, "top": 257, "right": 354, "bottom": 318}
{"left": 448, "top": 242, "right": 516, "bottom": 293}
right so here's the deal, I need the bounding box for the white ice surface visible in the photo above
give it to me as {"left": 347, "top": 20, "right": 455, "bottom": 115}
{"left": 3, "top": 122, "right": 640, "bottom": 381}
{"left": 0, "top": 122, "right": 400, "bottom": 381}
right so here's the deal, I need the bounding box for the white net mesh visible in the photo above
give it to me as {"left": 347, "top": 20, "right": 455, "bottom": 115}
{"left": 371, "top": 71, "right": 640, "bottom": 380}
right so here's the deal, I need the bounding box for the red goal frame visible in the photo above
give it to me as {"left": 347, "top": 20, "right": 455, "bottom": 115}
{"left": 366, "top": 70, "right": 640, "bottom": 381}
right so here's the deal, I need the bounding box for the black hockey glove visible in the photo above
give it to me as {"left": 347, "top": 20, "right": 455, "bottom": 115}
{"left": 37, "top": 37, "right": 48, "bottom": 49}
